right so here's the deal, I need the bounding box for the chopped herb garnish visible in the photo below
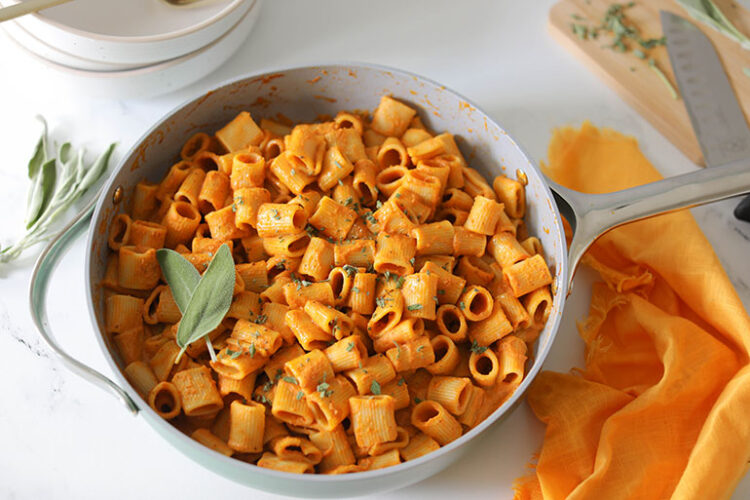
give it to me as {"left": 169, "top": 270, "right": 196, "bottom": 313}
{"left": 296, "top": 391, "right": 305, "bottom": 400}
{"left": 397, "top": 377, "right": 405, "bottom": 386}
{"left": 407, "top": 304, "right": 423, "bottom": 311}
{"left": 272, "top": 208, "right": 281, "bottom": 220}
{"left": 470, "top": 340, "right": 488, "bottom": 354}
{"left": 409, "top": 257, "right": 415, "bottom": 265}
{"left": 362, "top": 211, "right": 377, "bottom": 224}
{"left": 282, "top": 376, "right": 298, "bottom": 384}
{"left": 227, "top": 348, "right": 242, "bottom": 359}
{"left": 317, "top": 381, "right": 333, "bottom": 398}
{"left": 346, "top": 342, "right": 355, "bottom": 352}
{"left": 248, "top": 344, "right": 256, "bottom": 357}
{"left": 414, "top": 397, "right": 422, "bottom": 404}
{"left": 459, "top": 301, "right": 466, "bottom": 310}
{"left": 571, "top": 23, "right": 589, "bottom": 40}
{"left": 395, "top": 276, "right": 405, "bottom": 289}
{"left": 343, "top": 264, "right": 358, "bottom": 276}
{"left": 370, "top": 380, "right": 381, "bottom": 395}
{"left": 352, "top": 286, "right": 360, "bottom": 293}
{"left": 375, "top": 200, "right": 383, "bottom": 210}
{"left": 254, "top": 314, "right": 267, "bottom": 324}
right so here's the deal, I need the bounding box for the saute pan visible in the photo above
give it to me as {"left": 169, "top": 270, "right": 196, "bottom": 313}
{"left": 29, "top": 64, "right": 750, "bottom": 498}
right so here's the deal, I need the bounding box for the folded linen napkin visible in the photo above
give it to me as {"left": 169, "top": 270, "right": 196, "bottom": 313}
{"left": 514, "top": 122, "right": 750, "bottom": 500}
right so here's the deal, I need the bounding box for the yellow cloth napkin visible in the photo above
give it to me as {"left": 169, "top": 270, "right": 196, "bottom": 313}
{"left": 514, "top": 122, "right": 750, "bottom": 500}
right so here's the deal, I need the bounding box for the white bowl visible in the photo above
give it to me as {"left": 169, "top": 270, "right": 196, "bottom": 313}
{"left": 1, "top": 18, "right": 148, "bottom": 72}
{"left": 3, "top": 0, "right": 261, "bottom": 99}
{"left": 0, "top": 0, "right": 253, "bottom": 65}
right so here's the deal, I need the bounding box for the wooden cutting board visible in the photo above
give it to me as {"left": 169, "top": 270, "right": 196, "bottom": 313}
{"left": 549, "top": 0, "right": 750, "bottom": 165}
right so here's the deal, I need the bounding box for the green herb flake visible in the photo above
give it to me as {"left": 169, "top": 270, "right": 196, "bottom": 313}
{"left": 470, "top": 340, "right": 488, "bottom": 354}
{"left": 459, "top": 301, "right": 466, "bottom": 310}
{"left": 571, "top": 23, "right": 589, "bottom": 40}
{"left": 370, "top": 380, "right": 381, "bottom": 395}
{"left": 346, "top": 342, "right": 355, "bottom": 352}
{"left": 407, "top": 304, "right": 423, "bottom": 311}
{"left": 343, "top": 264, "right": 358, "bottom": 276}
{"left": 248, "top": 344, "right": 256, "bottom": 357}
{"left": 414, "top": 397, "right": 423, "bottom": 404}
{"left": 282, "top": 376, "right": 298, "bottom": 384}
{"left": 397, "top": 377, "right": 405, "bottom": 386}
{"left": 296, "top": 391, "right": 305, "bottom": 400}
{"left": 317, "top": 381, "right": 333, "bottom": 398}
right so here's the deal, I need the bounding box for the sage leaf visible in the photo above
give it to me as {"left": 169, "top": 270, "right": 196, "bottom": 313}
{"left": 25, "top": 158, "right": 56, "bottom": 229}
{"left": 27, "top": 116, "right": 48, "bottom": 179}
{"left": 78, "top": 143, "right": 116, "bottom": 193}
{"left": 156, "top": 248, "right": 201, "bottom": 314}
{"left": 175, "top": 244, "right": 235, "bottom": 352}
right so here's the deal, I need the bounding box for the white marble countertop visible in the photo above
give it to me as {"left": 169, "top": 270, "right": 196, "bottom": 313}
{"left": 1, "top": 1, "right": 749, "bottom": 499}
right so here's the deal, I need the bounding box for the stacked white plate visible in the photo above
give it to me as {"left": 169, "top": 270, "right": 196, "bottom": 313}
{"left": 0, "top": 0, "right": 261, "bottom": 98}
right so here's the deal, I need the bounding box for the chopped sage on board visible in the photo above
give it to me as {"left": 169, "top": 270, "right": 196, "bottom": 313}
{"left": 569, "top": 3, "right": 678, "bottom": 99}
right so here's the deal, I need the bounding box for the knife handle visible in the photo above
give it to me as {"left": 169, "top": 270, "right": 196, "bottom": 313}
{"left": 734, "top": 196, "right": 750, "bottom": 223}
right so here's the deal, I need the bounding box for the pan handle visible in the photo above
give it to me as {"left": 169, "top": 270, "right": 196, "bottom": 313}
{"left": 28, "top": 197, "right": 139, "bottom": 415}
{"left": 548, "top": 159, "right": 750, "bottom": 288}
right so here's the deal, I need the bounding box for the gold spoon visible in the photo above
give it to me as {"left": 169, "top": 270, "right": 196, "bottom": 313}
{"left": 0, "top": 0, "right": 210, "bottom": 23}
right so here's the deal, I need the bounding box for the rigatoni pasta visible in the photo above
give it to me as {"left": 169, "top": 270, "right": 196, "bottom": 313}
{"left": 104, "top": 95, "right": 554, "bottom": 474}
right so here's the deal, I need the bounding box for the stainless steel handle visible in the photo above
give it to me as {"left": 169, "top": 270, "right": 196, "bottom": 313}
{"left": 28, "top": 196, "right": 139, "bottom": 415}
{"left": 548, "top": 159, "right": 750, "bottom": 287}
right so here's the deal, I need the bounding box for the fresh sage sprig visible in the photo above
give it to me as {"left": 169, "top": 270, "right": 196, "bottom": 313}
{"left": 156, "top": 243, "right": 235, "bottom": 362}
{"left": 1, "top": 116, "right": 116, "bottom": 263}
{"left": 676, "top": 0, "right": 750, "bottom": 50}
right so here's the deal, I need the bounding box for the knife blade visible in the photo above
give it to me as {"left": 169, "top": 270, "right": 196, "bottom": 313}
{"left": 661, "top": 10, "right": 750, "bottom": 221}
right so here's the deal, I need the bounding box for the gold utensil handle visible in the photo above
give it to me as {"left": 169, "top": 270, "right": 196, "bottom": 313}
{"left": 0, "top": 0, "right": 74, "bottom": 23}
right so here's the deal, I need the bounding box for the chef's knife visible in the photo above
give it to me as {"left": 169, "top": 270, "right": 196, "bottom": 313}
{"left": 661, "top": 10, "right": 750, "bottom": 222}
